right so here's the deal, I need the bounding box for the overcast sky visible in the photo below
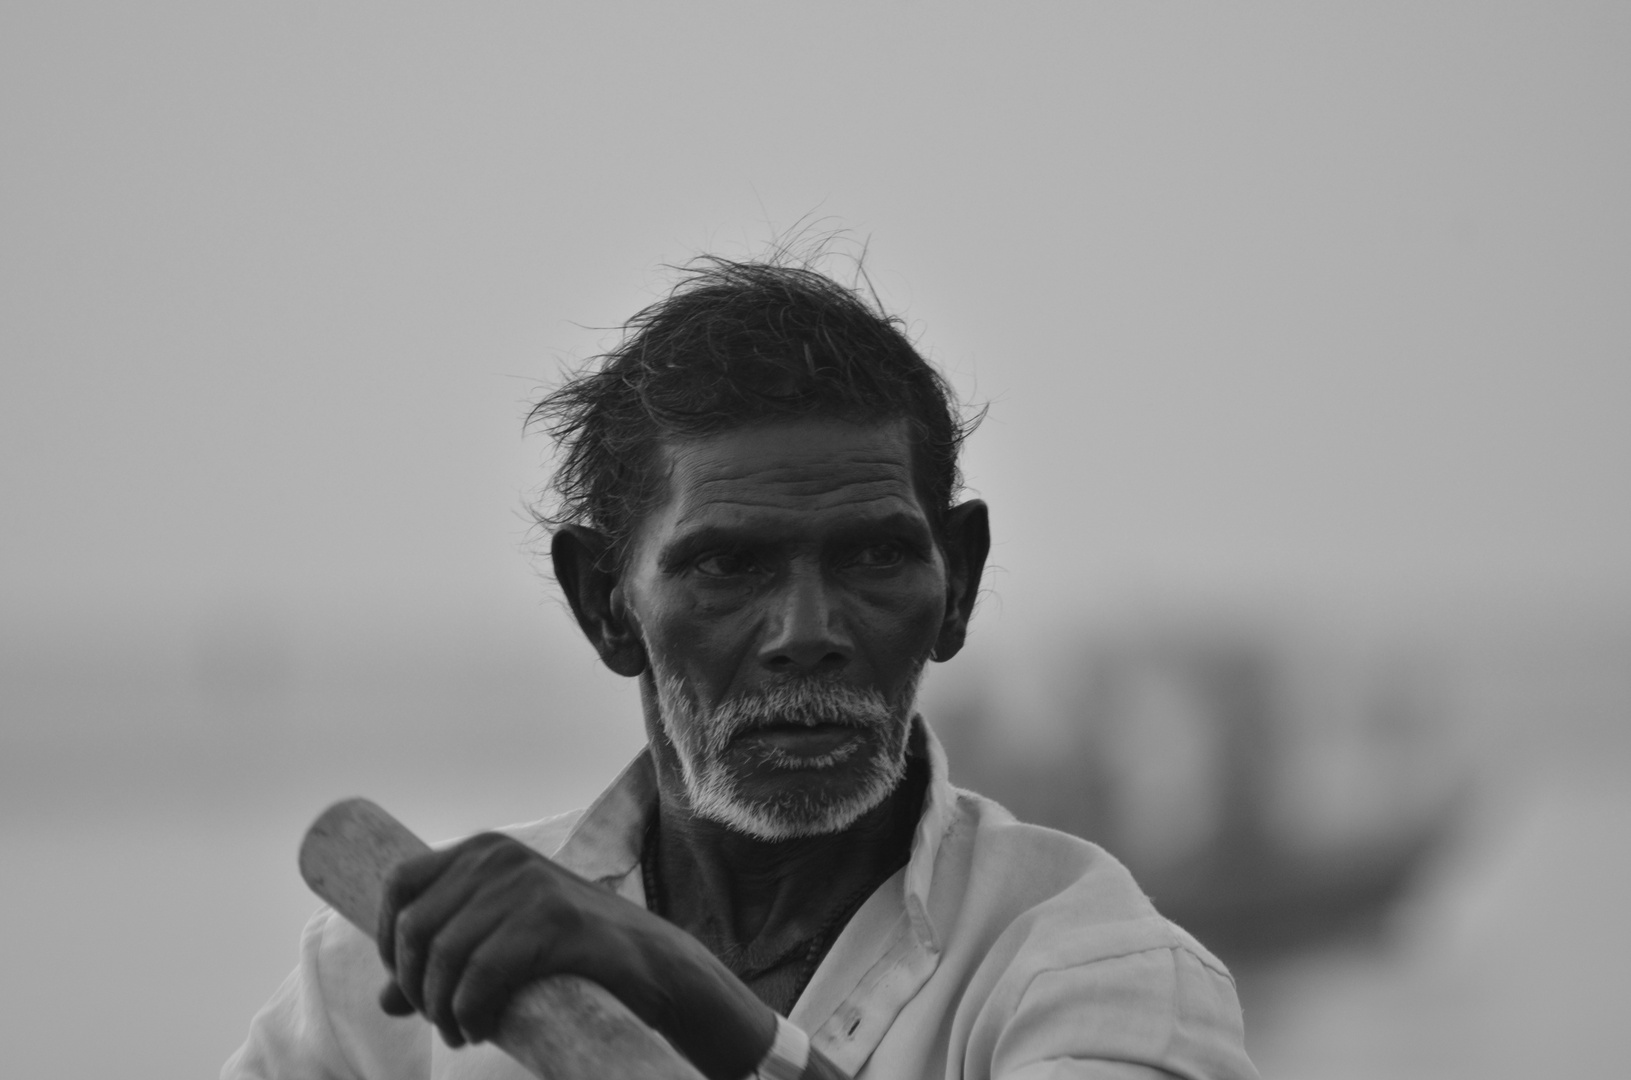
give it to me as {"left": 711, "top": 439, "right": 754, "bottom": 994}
{"left": 4, "top": 2, "right": 1627, "bottom": 650}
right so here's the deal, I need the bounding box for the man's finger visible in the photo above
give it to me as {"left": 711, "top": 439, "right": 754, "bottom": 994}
{"left": 420, "top": 903, "right": 508, "bottom": 1047}
{"left": 376, "top": 846, "right": 462, "bottom": 971}
{"left": 378, "top": 980, "right": 415, "bottom": 1017}
{"left": 389, "top": 870, "right": 489, "bottom": 1015}
{"left": 451, "top": 930, "right": 554, "bottom": 1046}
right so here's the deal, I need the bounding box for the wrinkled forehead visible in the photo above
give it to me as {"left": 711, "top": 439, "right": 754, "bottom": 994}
{"left": 635, "top": 417, "right": 928, "bottom": 542}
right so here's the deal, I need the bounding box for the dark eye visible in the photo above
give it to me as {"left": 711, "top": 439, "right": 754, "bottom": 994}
{"left": 847, "top": 543, "right": 906, "bottom": 569}
{"left": 694, "top": 550, "right": 761, "bottom": 577}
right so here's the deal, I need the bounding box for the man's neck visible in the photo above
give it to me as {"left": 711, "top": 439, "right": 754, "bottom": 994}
{"left": 650, "top": 761, "right": 925, "bottom": 960}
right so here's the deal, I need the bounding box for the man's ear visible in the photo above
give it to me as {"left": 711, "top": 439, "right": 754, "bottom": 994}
{"left": 551, "top": 524, "right": 647, "bottom": 678}
{"left": 932, "top": 499, "right": 990, "bottom": 663}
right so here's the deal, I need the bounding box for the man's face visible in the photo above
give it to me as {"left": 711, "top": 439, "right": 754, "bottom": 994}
{"left": 618, "top": 417, "right": 950, "bottom": 839}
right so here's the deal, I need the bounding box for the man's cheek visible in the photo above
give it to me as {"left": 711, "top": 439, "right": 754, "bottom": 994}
{"left": 871, "top": 596, "right": 944, "bottom": 652}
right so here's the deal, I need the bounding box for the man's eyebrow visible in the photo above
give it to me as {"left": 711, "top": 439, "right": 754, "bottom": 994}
{"left": 654, "top": 525, "right": 752, "bottom": 570}
{"left": 656, "top": 509, "right": 934, "bottom": 567}
{"left": 824, "top": 509, "right": 935, "bottom": 542}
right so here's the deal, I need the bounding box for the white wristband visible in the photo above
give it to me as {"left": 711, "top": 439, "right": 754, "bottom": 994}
{"left": 752, "top": 1014, "right": 811, "bottom": 1080}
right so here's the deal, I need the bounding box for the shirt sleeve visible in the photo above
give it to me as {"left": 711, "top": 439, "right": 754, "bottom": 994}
{"left": 991, "top": 947, "right": 1260, "bottom": 1080}
{"left": 221, "top": 908, "right": 430, "bottom": 1080}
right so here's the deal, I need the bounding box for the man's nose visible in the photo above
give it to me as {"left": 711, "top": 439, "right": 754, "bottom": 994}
{"left": 759, "top": 568, "right": 853, "bottom": 676}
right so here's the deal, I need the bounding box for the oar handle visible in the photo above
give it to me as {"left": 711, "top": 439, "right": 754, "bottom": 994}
{"left": 299, "top": 797, "right": 706, "bottom": 1080}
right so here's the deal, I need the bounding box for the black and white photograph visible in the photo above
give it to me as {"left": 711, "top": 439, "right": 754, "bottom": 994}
{"left": 2, "top": 5, "right": 1626, "bottom": 1078}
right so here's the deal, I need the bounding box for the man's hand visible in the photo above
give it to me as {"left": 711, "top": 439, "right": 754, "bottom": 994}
{"left": 375, "top": 832, "right": 776, "bottom": 1080}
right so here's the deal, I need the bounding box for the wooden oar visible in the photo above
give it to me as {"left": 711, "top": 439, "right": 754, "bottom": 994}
{"left": 299, "top": 797, "right": 705, "bottom": 1080}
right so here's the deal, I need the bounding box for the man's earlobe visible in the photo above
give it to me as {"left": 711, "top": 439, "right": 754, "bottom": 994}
{"left": 551, "top": 525, "right": 647, "bottom": 678}
{"left": 595, "top": 585, "right": 648, "bottom": 678}
{"left": 932, "top": 499, "right": 991, "bottom": 663}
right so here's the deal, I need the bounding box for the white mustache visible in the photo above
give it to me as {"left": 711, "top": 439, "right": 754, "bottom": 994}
{"left": 708, "top": 680, "right": 894, "bottom": 740}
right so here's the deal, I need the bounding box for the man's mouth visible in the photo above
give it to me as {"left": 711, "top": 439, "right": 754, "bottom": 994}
{"left": 734, "top": 722, "right": 864, "bottom": 760}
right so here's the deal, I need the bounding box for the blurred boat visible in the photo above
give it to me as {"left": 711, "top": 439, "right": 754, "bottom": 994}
{"left": 929, "top": 618, "right": 1467, "bottom": 962}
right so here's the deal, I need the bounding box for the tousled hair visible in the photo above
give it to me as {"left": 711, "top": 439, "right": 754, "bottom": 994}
{"left": 528, "top": 256, "right": 979, "bottom": 567}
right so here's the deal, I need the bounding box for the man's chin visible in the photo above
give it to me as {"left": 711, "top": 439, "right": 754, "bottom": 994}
{"left": 688, "top": 751, "right": 907, "bottom": 841}
{"left": 699, "top": 790, "right": 888, "bottom": 842}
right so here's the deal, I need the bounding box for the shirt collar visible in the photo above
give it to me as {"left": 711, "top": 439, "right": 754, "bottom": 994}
{"left": 548, "top": 748, "right": 657, "bottom": 887}
{"left": 900, "top": 715, "right": 955, "bottom": 952}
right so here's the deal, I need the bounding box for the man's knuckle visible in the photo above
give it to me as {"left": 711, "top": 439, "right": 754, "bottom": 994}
{"left": 461, "top": 953, "right": 515, "bottom": 1008}
{"left": 394, "top": 906, "right": 423, "bottom": 938}
{"left": 467, "top": 832, "right": 511, "bottom": 856}
{"left": 536, "top": 895, "right": 584, "bottom": 937}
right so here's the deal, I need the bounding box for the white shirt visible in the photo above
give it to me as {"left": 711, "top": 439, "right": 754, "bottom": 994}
{"left": 223, "top": 720, "right": 1260, "bottom": 1079}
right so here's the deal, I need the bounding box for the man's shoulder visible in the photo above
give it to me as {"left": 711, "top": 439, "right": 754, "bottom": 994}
{"left": 940, "top": 786, "right": 1231, "bottom": 979}
{"left": 931, "top": 790, "right": 1257, "bottom": 1076}
{"left": 941, "top": 784, "right": 1152, "bottom": 922}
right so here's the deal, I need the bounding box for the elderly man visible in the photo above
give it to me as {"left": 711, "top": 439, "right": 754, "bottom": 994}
{"left": 224, "top": 260, "right": 1259, "bottom": 1080}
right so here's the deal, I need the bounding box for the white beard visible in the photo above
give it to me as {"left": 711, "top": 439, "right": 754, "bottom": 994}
{"left": 651, "top": 661, "right": 920, "bottom": 841}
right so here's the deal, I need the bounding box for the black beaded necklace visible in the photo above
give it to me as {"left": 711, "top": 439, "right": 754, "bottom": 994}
{"left": 639, "top": 813, "right": 884, "bottom": 1003}
{"left": 639, "top": 757, "right": 927, "bottom": 1006}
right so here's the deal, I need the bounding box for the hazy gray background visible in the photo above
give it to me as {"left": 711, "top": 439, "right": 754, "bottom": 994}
{"left": 2, "top": 3, "right": 1627, "bottom": 1077}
